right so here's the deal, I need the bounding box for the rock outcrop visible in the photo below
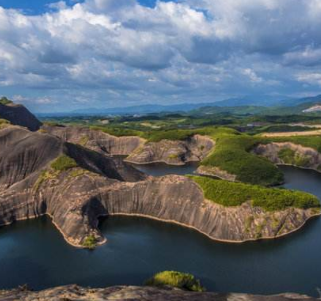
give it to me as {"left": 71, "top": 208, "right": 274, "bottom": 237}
{"left": 196, "top": 165, "right": 237, "bottom": 181}
{"left": 43, "top": 125, "right": 214, "bottom": 165}
{"left": 125, "top": 135, "right": 214, "bottom": 165}
{"left": 0, "top": 102, "right": 42, "bottom": 131}
{"left": 0, "top": 285, "right": 317, "bottom": 301}
{"left": 0, "top": 126, "right": 319, "bottom": 247}
{"left": 42, "top": 125, "right": 144, "bottom": 156}
{"left": 254, "top": 142, "right": 321, "bottom": 172}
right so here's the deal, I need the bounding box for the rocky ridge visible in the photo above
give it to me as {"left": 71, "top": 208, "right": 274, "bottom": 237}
{"left": 0, "top": 102, "right": 42, "bottom": 131}
{"left": 254, "top": 142, "right": 321, "bottom": 172}
{"left": 0, "top": 285, "right": 317, "bottom": 301}
{"left": 125, "top": 135, "right": 214, "bottom": 165}
{"left": 42, "top": 125, "right": 144, "bottom": 156}
{"left": 43, "top": 125, "right": 214, "bottom": 165}
{"left": 0, "top": 125, "right": 319, "bottom": 247}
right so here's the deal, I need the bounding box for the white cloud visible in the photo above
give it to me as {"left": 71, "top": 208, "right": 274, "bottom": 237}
{"left": 242, "top": 68, "right": 263, "bottom": 83}
{"left": 0, "top": 0, "right": 321, "bottom": 110}
{"left": 297, "top": 73, "right": 321, "bottom": 86}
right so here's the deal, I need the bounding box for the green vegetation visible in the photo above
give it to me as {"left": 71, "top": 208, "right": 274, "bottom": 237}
{"left": 190, "top": 176, "right": 320, "bottom": 211}
{"left": 0, "top": 118, "right": 9, "bottom": 124}
{"left": 273, "top": 136, "right": 321, "bottom": 153}
{"left": 82, "top": 234, "right": 97, "bottom": 249}
{"left": 278, "top": 148, "right": 310, "bottom": 167}
{"left": 0, "top": 97, "right": 13, "bottom": 105}
{"left": 51, "top": 155, "right": 78, "bottom": 171}
{"left": 78, "top": 135, "right": 89, "bottom": 146}
{"left": 201, "top": 135, "right": 283, "bottom": 186}
{"left": 41, "top": 112, "right": 321, "bottom": 186}
{"left": 90, "top": 126, "right": 143, "bottom": 138}
{"left": 278, "top": 148, "right": 296, "bottom": 164}
{"left": 33, "top": 169, "right": 59, "bottom": 191}
{"left": 0, "top": 118, "right": 10, "bottom": 129}
{"left": 68, "top": 168, "right": 88, "bottom": 178}
{"left": 145, "top": 271, "right": 205, "bottom": 292}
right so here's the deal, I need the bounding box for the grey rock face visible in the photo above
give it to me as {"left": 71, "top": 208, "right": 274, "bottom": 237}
{"left": 0, "top": 285, "right": 317, "bottom": 301}
{"left": 126, "top": 135, "right": 214, "bottom": 165}
{"left": 0, "top": 103, "right": 42, "bottom": 131}
{"left": 43, "top": 125, "right": 144, "bottom": 155}
{"left": 0, "top": 126, "right": 318, "bottom": 247}
{"left": 254, "top": 143, "right": 321, "bottom": 172}
{"left": 43, "top": 125, "right": 215, "bottom": 165}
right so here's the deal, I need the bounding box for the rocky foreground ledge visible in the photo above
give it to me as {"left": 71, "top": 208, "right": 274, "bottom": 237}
{"left": 0, "top": 285, "right": 318, "bottom": 301}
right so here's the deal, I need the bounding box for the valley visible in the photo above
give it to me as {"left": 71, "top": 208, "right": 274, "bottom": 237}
{"left": 1, "top": 97, "right": 321, "bottom": 299}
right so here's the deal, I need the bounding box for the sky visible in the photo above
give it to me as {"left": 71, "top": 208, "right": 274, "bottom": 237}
{"left": 0, "top": 0, "right": 321, "bottom": 112}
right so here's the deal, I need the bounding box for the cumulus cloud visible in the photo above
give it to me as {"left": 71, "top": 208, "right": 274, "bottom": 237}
{"left": 0, "top": 0, "right": 320, "bottom": 111}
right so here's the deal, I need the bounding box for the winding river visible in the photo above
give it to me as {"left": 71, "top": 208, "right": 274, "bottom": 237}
{"left": 0, "top": 165, "right": 321, "bottom": 296}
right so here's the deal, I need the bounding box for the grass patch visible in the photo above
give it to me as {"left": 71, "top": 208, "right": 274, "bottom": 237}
{"left": 79, "top": 135, "right": 89, "bottom": 146}
{"left": 278, "top": 148, "right": 311, "bottom": 167}
{"left": 51, "top": 155, "right": 78, "bottom": 171}
{"left": 33, "top": 170, "right": 59, "bottom": 191}
{"left": 145, "top": 271, "right": 205, "bottom": 292}
{"left": 68, "top": 168, "right": 88, "bottom": 178}
{"left": 0, "top": 118, "right": 10, "bottom": 129}
{"left": 83, "top": 235, "right": 97, "bottom": 249}
{"left": 0, "top": 97, "right": 13, "bottom": 105}
{"left": 273, "top": 136, "right": 321, "bottom": 153}
{"left": 190, "top": 176, "right": 320, "bottom": 212}
{"left": 90, "top": 126, "right": 143, "bottom": 138}
{"left": 201, "top": 135, "right": 283, "bottom": 186}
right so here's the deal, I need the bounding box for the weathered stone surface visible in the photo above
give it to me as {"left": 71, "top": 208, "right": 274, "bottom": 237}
{"left": 43, "top": 125, "right": 215, "bottom": 165}
{"left": 0, "top": 103, "right": 42, "bottom": 131}
{"left": 0, "top": 285, "right": 317, "bottom": 301}
{"left": 0, "top": 126, "right": 319, "bottom": 247}
{"left": 126, "top": 135, "right": 214, "bottom": 165}
{"left": 43, "top": 125, "right": 144, "bottom": 155}
{"left": 196, "top": 165, "right": 237, "bottom": 181}
{"left": 254, "top": 143, "right": 321, "bottom": 172}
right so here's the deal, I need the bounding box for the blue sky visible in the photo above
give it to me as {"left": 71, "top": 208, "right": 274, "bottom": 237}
{"left": 0, "top": 0, "right": 172, "bottom": 13}
{"left": 0, "top": 0, "right": 321, "bottom": 112}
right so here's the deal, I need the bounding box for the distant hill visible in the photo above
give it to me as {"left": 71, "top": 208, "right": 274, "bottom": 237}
{"left": 0, "top": 97, "right": 42, "bottom": 131}
{"left": 37, "top": 94, "right": 321, "bottom": 117}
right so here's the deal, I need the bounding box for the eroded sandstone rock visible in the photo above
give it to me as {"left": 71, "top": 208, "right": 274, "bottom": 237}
{"left": 0, "top": 285, "right": 317, "bottom": 301}
{"left": 0, "top": 126, "right": 319, "bottom": 248}
{"left": 254, "top": 142, "right": 321, "bottom": 172}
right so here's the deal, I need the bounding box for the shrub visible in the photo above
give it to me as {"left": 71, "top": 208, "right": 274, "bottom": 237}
{"left": 278, "top": 148, "right": 311, "bottom": 167}
{"left": 278, "top": 148, "right": 296, "bottom": 164}
{"left": 0, "top": 118, "right": 9, "bottom": 124}
{"left": 51, "top": 155, "right": 78, "bottom": 171}
{"left": 145, "top": 271, "right": 205, "bottom": 292}
{"left": 0, "top": 119, "right": 10, "bottom": 129}
{"left": 0, "top": 97, "right": 13, "bottom": 105}
{"left": 83, "top": 235, "right": 97, "bottom": 249}
{"left": 201, "top": 135, "right": 283, "bottom": 186}
{"left": 90, "top": 126, "right": 143, "bottom": 138}
{"left": 190, "top": 176, "right": 320, "bottom": 212}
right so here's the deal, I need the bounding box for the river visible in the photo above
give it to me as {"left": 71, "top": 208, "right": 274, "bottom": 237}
{"left": 0, "top": 165, "right": 320, "bottom": 296}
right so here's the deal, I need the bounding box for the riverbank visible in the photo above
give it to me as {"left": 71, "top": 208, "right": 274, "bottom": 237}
{"left": 0, "top": 285, "right": 317, "bottom": 301}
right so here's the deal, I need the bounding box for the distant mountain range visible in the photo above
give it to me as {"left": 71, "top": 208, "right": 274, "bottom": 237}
{"left": 37, "top": 94, "right": 321, "bottom": 117}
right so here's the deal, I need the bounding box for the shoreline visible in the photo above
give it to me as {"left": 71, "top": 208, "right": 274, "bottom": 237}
{"left": 108, "top": 210, "right": 321, "bottom": 245}
{"left": 1, "top": 207, "right": 319, "bottom": 249}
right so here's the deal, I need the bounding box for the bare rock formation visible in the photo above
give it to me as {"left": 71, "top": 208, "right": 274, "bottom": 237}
{"left": 0, "top": 102, "right": 42, "bottom": 131}
{"left": 0, "top": 126, "right": 319, "bottom": 247}
{"left": 196, "top": 166, "right": 237, "bottom": 181}
{"left": 254, "top": 142, "right": 321, "bottom": 172}
{"left": 43, "top": 125, "right": 215, "bottom": 166}
{"left": 0, "top": 285, "right": 317, "bottom": 301}
{"left": 42, "top": 125, "right": 144, "bottom": 155}
{"left": 125, "top": 135, "right": 214, "bottom": 165}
